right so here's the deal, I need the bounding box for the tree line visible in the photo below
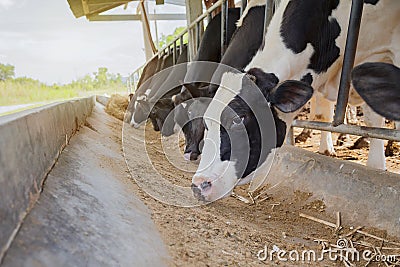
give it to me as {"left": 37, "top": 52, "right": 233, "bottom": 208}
{"left": 0, "top": 63, "right": 126, "bottom": 106}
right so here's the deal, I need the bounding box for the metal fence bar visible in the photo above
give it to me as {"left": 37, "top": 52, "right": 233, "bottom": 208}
{"left": 333, "top": 0, "right": 364, "bottom": 126}
{"left": 180, "top": 35, "right": 184, "bottom": 55}
{"left": 221, "top": 0, "right": 227, "bottom": 57}
{"left": 241, "top": 0, "right": 247, "bottom": 16}
{"left": 196, "top": 21, "right": 200, "bottom": 52}
{"left": 292, "top": 120, "right": 400, "bottom": 142}
{"left": 173, "top": 40, "right": 177, "bottom": 64}
{"left": 129, "top": 0, "right": 226, "bottom": 92}
{"left": 263, "top": 0, "right": 274, "bottom": 36}
{"left": 286, "top": 127, "right": 295, "bottom": 145}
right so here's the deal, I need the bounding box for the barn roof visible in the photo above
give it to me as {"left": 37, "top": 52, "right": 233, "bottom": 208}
{"left": 67, "top": 0, "right": 186, "bottom": 19}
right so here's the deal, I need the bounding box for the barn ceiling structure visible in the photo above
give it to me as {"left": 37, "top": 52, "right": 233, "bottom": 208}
{"left": 67, "top": 0, "right": 203, "bottom": 59}
{"left": 67, "top": 0, "right": 188, "bottom": 21}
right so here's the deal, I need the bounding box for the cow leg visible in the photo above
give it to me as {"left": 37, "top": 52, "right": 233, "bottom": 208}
{"left": 315, "top": 94, "right": 335, "bottom": 156}
{"left": 346, "top": 105, "right": 358, "bottom": 124}
{"left": 363, "top": 103, "right": 386, "bottom": 170}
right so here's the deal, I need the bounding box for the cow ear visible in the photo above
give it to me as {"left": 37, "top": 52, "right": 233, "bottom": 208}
{"left": 183, "top": 83, "right": 198, "bottom": 96}
{"left": 173, "top": 88, "right": 192, "bottom": 105}
{"left": 270, "top": 80, "right": 314, "bottom": 113}
{"left": 352, "top": 62, "right": 400, "bottom": 121}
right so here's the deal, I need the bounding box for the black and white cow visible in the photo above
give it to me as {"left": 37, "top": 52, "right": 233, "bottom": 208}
{"left": 126, "top": 51, "right": 171, "bottom": 126}
{"left": 128, "top": 45, "right": 187, "bottom": 131}
{"left": 191, "top": 0, "right": 400, "bottom": 201}
{"left": 173, "top": 0, "right": 269, "bottom": 161}
{"left": 125, "top": 55, "right": 160, "bottom": 124}
{"left": 130, "top": 8, "right": 240, "bottom": 134}
{"left": 140, "top": 45, "right": 189, "bottom": 135}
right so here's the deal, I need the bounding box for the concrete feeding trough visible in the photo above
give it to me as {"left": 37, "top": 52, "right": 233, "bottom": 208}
{"left": 265, "top": 145, "right": 400, "bottom": 237}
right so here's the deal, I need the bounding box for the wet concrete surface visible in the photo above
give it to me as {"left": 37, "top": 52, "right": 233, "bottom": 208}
{"left": 1, "top": 103, "right": 169, "bottom": 266}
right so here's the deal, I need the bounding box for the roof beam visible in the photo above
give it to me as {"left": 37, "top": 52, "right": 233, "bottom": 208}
{"left": 87, "top": 0, "right": 130, "bottom": 6}
{"left": 88, "top": 13, "right": 186, "bottom": 21}
{"left": 82, "top": 0, "right": 90, "bottom": 14}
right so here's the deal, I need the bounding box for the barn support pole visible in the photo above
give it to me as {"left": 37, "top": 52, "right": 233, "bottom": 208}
{"left": 139, "top": 0, "right": 157, "bottom": 60}
{"left": 333, "top": 0, "right": 364, "bottom": 126}
{"left": 185, "top": 0, "right": 203, "bottom": 61}
{"left": 220, "top": 0, "right": 228, "bottom": 57}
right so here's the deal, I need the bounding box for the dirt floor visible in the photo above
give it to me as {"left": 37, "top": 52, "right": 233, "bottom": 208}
{"left": 294, "top": 105, "right": 400, "bottom": 174}
{"left": 117, "top": 104, "right": 400, "bottom": 266}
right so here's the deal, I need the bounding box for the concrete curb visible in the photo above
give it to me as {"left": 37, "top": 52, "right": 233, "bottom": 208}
{"left": 266, "top": 145, "right": 400, "bottom": 237}
{"left": 0, "top": 96, "right": 95, "bottom": 260}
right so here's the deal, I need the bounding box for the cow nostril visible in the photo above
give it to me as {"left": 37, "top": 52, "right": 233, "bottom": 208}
{"left": 191, "top": 183, "right": 203, "bottom": 200}
{"left": 190, "top": 152, "right": 199, "bottom": 161}
{"left": 200, "top": 181, "right": 211, "bottom": 191}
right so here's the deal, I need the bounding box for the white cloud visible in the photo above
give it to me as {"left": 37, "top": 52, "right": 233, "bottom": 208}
{"left": 0, "top": 0, "right": 14, "bottom": 9}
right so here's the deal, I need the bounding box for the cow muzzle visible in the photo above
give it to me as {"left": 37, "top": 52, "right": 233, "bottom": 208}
{"left": 191, "top": 176, "right": 213, "bottom": 201}
{"left": 184, "top": 151, "right": 201, "bottom": 161}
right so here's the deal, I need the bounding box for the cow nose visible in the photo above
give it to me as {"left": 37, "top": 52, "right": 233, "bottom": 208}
{"left": 200, "top": 181, "right": 211, "bottom": 191}
{"left": 191, "top": 183, "right": 205, "bottom": 201}
{"left": 190, "top": 151, "right": 200, "bottom": 161}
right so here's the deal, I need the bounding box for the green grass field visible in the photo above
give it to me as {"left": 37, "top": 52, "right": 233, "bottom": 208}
{"left": 0, "top": 78, "right": 127, "bottom": 107}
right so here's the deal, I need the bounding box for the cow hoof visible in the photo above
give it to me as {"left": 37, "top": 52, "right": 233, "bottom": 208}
{"left": 295, "top": 130, "right": 312, "bottom": 143}
{"left": 321, "top": 150, "right": 337, "bottom": 157}
{"left": 350, "top": 137, "right": 369, "bottom": 149}
{"left": 385, "top": 140, "right": 399, "bottom": 157}
{"left": 336, "top": 133, "right": 349, "bottom": 146}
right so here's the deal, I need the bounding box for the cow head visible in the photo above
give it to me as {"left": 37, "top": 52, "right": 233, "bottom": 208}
{"left": 130, "top": 93, "right": 151, "bottom": 128}
{"left": 172, "top": 83, "right": 212, "bottom": 161}
{"left": 191, "top": 68, "right": 313, "bottom": 202}
{"left": 151, "top": 98, "right": 175, "bottom": 136}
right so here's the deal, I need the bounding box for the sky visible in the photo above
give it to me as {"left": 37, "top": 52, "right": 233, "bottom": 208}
{"left": 0, "top": 0, "right": 186, "bottom": 84}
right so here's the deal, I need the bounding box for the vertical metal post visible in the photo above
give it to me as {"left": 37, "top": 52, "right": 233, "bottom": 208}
{"left": 263, "top": 0, "right": 274, "bottom": 37}
{"left": 180, "top": 35, "right": 184, "bottom": 56}
{"left": 220, "top": 0, "right": 227, "bottom": 57}
{"left": 241, "top": 0, "right": 247, "bottom": 16}
{"left": 333, "top": 0, "right": 364, "bottom": 126}
{"left": 173, "top": 40, "right": 177, "bottom": 64}
{"left": 286, "top": 127, "right": 295, "bottom": 145}
{"left": 196, "top": 22, "right": 201, "bottom": 52}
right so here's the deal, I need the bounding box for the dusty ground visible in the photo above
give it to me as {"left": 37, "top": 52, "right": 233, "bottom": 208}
{"left": 116, "top": 107, "right": 400, "bottom": 267}
{"left": 294, "top": 105, "right": 400, "bottom": 174}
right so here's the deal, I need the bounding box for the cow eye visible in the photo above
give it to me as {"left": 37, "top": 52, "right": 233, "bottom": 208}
{"left": 231, "top": 116, "right": 244, "bottom": 128}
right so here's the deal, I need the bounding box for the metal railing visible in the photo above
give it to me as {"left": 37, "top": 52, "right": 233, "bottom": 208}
{"left": 127, "top": 0, "right": 234, "bottom": 93}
